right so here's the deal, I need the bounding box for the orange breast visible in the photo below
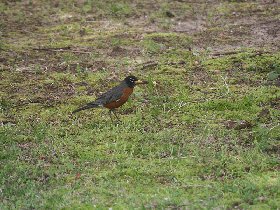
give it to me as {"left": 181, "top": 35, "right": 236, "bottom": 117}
{"left": 104, "top": 87, "right": 133, "bottom": 110}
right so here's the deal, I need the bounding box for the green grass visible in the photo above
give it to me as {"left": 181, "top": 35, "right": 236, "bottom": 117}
{"left": 1, "top": 0, "right": 280, "bottom": 209}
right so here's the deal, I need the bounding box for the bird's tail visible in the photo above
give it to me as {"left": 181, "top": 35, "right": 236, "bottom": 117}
{"left": 72, "top": 103, "right": 100, "bottom": 114}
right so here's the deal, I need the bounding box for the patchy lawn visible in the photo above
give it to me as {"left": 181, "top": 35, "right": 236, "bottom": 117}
{"left": 0, "top": 0, "right": 279, "bottom": 209}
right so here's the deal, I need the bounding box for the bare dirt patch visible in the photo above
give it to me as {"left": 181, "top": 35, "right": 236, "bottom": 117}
{"left": 1, "top": 0, "right": 279, "bottom": 109}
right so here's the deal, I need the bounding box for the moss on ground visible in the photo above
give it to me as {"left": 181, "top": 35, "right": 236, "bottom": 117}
{"left": 1, "top": 0, "right": 280, "bottom": 209}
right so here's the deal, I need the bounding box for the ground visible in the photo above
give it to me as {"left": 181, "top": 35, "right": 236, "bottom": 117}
{"left": 0, "top": 0, "right": 280, "bottom": 209}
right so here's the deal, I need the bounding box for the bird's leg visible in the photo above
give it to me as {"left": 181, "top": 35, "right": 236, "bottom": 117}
{"left": 109, "top": 110, "right": 114, "bottom": 122}
{"left": 112, "top": 109, "right": 121, "bottom": 122}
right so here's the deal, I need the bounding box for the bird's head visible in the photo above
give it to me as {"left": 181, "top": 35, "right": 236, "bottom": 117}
{"left": 124, "top": 76, "right": 148, "bottom": 88}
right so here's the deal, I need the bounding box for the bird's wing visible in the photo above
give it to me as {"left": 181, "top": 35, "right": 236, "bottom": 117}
{"left": 72, "top": 82, "right": 126, "bottom": 113}
{"left": 95, "top": 83, "right": 125, "bottom": 105}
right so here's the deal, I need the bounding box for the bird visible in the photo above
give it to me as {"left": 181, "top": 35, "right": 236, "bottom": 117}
{"left": 72, "top": 75, "right": 148, "bottom": 121}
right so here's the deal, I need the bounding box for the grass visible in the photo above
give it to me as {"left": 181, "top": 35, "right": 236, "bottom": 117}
{"left": 1, "top": 0, "right": 280, "bottom": 209}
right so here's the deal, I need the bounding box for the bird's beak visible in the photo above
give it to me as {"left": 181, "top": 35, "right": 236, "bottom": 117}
{"left": 135, "top": 80, "right": 148, "bottom": 85}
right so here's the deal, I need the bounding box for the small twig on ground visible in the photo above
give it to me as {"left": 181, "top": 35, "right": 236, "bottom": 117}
{"left": 135, "top": 61, "right": 159, "bottom": 70}
{"left": 32, "top": 46, "right": 71, "bottom": 51}
{"left": 182, "top": 184, "right": 213, "bottom": 188}
{"left": 210, "top": 50, "right": 244, "bottom": 57}
{"left": 0, "top": 120, "right": 17, "bottom": 126}
{"left": 134, "top": 60, "right": 186, "bottom": 71}
{"left": 210, "top": 50, "right": 273, "bottom": 58}
{"left": 167, "top": 61, "right": 186, "bottom": 65}
{"left": 32, "top": 46, "right": 92, "bottom": 54}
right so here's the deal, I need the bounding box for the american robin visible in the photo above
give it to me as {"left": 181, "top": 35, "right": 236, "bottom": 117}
{"left": 72, "top": 76, "right": 148, "bottom": 121}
